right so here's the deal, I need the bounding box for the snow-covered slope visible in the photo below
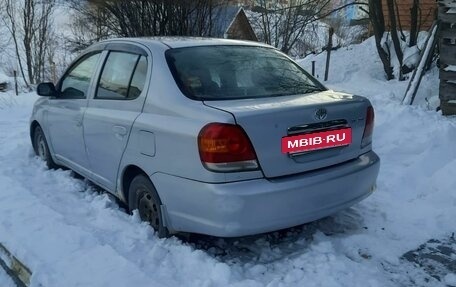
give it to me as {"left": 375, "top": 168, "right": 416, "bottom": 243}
{"left": 298, "top": 37, "right": 440, "bottom": 109}
{"left": 0, "top": 38, "right": 455, "bottom": 287}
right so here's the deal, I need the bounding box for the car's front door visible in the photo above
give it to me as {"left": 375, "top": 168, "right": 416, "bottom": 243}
{"left": 47, "top": 52, "right": 102, "bottom": 172}
{"left": 83, "top": 46, "right": 149, "bottom": 191}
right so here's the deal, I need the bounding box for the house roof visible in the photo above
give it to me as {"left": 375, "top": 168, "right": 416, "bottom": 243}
{"left": 210, "top": 6, "right": 244, "bottom": 38}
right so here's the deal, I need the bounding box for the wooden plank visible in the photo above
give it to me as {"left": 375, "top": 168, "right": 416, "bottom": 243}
{"left": 439, "top": 0, "right": 456, "bottom": 7}
{"left": 403, "top": 21, "right": 438, "bottom": 104}
{"left": 440, "top": 57, "right": 456, "bottom": 65}
{"left": 0, "top": 243, "right": 31, "bottom": 287}
{"left": 439, "top": 7, "right": 456, "bottom": 23}
{"left": 441, "top": 100, "right": 456, "bottom": 115}
{"left": 440, "top": 28, "right": 456, "bottom": 39}
{"left": 439, "top": 42, "right": 456, "bottom": 62}
{"left": 439, "top": 69, "right": 456, "bottom": 80}
{"left": 396, "top": 4, "right": 436, "bottom": 9}
{"left": 439, "top": 81, "right": 456, "bottom": 100}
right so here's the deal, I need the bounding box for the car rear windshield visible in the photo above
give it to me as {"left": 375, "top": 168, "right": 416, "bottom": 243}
{"left": 165, "top": 45, "right": 326, "bottom": 101}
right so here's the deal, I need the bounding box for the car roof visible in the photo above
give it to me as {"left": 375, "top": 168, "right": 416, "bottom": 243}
{"left": 102, "top": 37, "right": 273, "bottom": 49}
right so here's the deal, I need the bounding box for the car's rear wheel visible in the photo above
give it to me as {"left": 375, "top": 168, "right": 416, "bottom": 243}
{"left": 128, "top": 174, "right": 169, "bottom": 238}
{"left": 33, "top": 126, "right": 58, "bottom": 169}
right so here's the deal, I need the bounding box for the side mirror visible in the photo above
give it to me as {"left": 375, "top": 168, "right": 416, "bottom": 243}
{"left": 37, "top": 82, "right": 56, "bottom": 97}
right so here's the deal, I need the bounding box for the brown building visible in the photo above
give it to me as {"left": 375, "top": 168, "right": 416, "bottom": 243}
{"left": 224, "top": 8, "right": 258, "bottom": 41}
{"left": 212, "top": 7, "right": 258, "bottom": 41}
{"left": 382, "top": 0, "right": 437, "bottom": 31}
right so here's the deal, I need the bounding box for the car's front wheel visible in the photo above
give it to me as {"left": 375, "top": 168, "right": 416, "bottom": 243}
{"left": 33, "top": 125, "right": 58, "bottom": 169}
{"left": 128, "top": 174, "right": 169, "bottom": 238}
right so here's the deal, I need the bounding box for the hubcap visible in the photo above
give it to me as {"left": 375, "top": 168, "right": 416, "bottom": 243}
{"left": 138, "top": 190, "right": 160, "bottom": 230}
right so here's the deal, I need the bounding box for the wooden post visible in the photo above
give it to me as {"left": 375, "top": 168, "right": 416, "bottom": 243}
{"left": 13, "top": 70, "right": 18, "bottom": 96}
{"left": 324, "top": 27, "right": 334, "bottom": 82}
{"left": 438, "top": 1, "right": 456, "bottom": 115}
{"left": 311, "top": 61, "right": 315, "bottom": 77}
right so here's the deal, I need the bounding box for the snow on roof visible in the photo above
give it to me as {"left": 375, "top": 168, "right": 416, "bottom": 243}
{"left": 106, "top": 36, "right": 270, "bottom": 49}
{"left": 210, "top": 6, "right": 243, "bottom": 38}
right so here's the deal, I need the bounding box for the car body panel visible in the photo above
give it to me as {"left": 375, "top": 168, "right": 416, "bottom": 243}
{"left": 46, "top": 98, "right": 90, "bottom": 170}
{"left": 83, "top": 43, "right": 152, "bottom": 191}
{"left": 151, "top": 151, "right": 379, "bottom": 236}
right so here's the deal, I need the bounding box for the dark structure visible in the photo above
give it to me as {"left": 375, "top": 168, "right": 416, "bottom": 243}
{"left": 438, "top": 0, "right": 456, "bottom": 115}
{"left": 211, "top": 7, "right": 258, "bottom": 41}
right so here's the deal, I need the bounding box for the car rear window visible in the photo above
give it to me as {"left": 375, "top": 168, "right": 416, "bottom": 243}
{"left": 165, "top": 45, "right": 326, "bottom": 101}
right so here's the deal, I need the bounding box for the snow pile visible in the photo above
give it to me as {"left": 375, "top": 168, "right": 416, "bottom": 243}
{"left": 0, "top": 38, "right": 455, "bottom": 287}
{"left": 0, "top": 267, "right": 15, "bottom": 287}
{"left": 0, "top": 72, "right": 9, "bottom": 84}
{"left": 298, "top": 36, "right": 440, "bottom": 109}
{"left": 445, "top": 273, "right": 456, "bottom": 286}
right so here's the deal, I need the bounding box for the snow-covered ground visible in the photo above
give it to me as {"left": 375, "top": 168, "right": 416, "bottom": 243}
{"left": 0, "top": 266, "right": 15, "bottom": 287}
{"left": 0, "top": 38, "right": 455, "bottom": 287}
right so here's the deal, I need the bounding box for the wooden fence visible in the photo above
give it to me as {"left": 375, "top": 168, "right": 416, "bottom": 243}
{"left": 439, "top": 0, "right": 456, "bottom": 115}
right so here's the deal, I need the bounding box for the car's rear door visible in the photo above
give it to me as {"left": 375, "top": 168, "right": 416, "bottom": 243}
{"left": 83, "top": 43, "right": 150, "bottom": 191}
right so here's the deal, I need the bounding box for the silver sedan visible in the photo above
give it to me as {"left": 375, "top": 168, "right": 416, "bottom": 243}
{"left": 30, "top": 38, "right": 380, "bottom": 238}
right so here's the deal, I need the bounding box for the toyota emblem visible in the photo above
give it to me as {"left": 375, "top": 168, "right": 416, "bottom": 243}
{"left": 314, "top": 108, "right": 327, "bottom": 121}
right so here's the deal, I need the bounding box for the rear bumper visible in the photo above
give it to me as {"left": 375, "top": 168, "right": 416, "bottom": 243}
{"left": 152, "top": 151, "right": 380, "bottom": 237}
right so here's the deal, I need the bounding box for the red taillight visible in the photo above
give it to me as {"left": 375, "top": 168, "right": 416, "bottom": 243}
{"left": 198, "top": 123, "right": 259, "bottom": 172}
{"left": 361, "top": 106, "right": 375, "bottom": 148}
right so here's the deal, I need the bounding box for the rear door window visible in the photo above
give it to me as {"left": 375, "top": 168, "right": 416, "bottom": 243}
{"left": 96, "top": 52, "right": 147, "bottom": 100}
{"left": 128, "top": 56, "right": 148, "bottom": 99}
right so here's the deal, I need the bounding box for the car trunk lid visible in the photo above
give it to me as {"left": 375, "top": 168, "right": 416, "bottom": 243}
{"left": 204, "top": 91, "right": 370, "bottom": 178}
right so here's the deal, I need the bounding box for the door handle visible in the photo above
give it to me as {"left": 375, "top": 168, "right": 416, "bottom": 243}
{"left": 112, "top": 125, "right": 128, "bottom": 137}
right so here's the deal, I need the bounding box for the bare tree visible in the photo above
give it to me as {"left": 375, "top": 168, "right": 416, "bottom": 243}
{"left": 367, "top": 0, "right": 436, "bottom": 80}
{"left": 368, "top": 0, "right": 394, "bottom": 80}
{"left": 67, "top": 1, "right": 111, "bottom": 51}
{"left": 250, "top": 0, "right": 369, "bottom": 56}
{"left": 251, "top": 0, "right": 332, "bottom": 55}
{"left": 386, "top": 0, "right": 404, "bottom": 79}
{"left": 0, "top": 3, "right": 11, "bottom": 58}
{"left": 409, "top": 0, "right": 419, "bottom": 47}
{"left": 1, "top": 0, "right": 30, "bottom": 87}
{"left": 68, "top": 0, "right": 226, "bottom": 51}
{"left": 32, "top": 0, "right": 56, "bottom": 83}
{"left": 1, "top": 0, "right": 56, "bottom": 85}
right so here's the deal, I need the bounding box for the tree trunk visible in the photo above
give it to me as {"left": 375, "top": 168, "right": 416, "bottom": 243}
{"left": 386, "top": 0, "right": 404, "bottom": 80}
{"left": 409, "top": 0, "right": 419, "bottom": 47}
{"left": 23, "top": 0, "right": 35, "bottom": 84}
{"left": 3, "top": 0, "right": 30, "bottom": 88}
{"left": 368, "top": 0, "right": 394, "bottom": 80}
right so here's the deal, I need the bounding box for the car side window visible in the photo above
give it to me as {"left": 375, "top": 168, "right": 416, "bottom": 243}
{"left": 60, "top": 52, "right": 101, "bottom": 99}
{"left": 96, "top": 52, "right": 147, "bottom": 100}
{"left": 128, "top": 56, "right": 147, "bottom": 99}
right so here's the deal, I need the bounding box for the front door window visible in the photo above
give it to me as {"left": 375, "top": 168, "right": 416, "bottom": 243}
{"left": 60, "top": 53, "right": 101, "bottom": 99}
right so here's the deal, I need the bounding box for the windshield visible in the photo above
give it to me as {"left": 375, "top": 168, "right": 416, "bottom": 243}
{"left": 165, "top": 45, "right": 326, "bottom": 101}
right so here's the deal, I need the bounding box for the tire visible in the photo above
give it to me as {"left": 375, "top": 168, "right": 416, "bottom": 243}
{"left": 33, "top": 126, "right": 58, "bottom": 169}
{"left": 128, "top": 174, "right": 169, "bottom": 238}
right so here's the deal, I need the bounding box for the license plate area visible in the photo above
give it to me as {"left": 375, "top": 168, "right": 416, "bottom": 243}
{"left": 281, "top": 127, "right": 352, "bottom": 154}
